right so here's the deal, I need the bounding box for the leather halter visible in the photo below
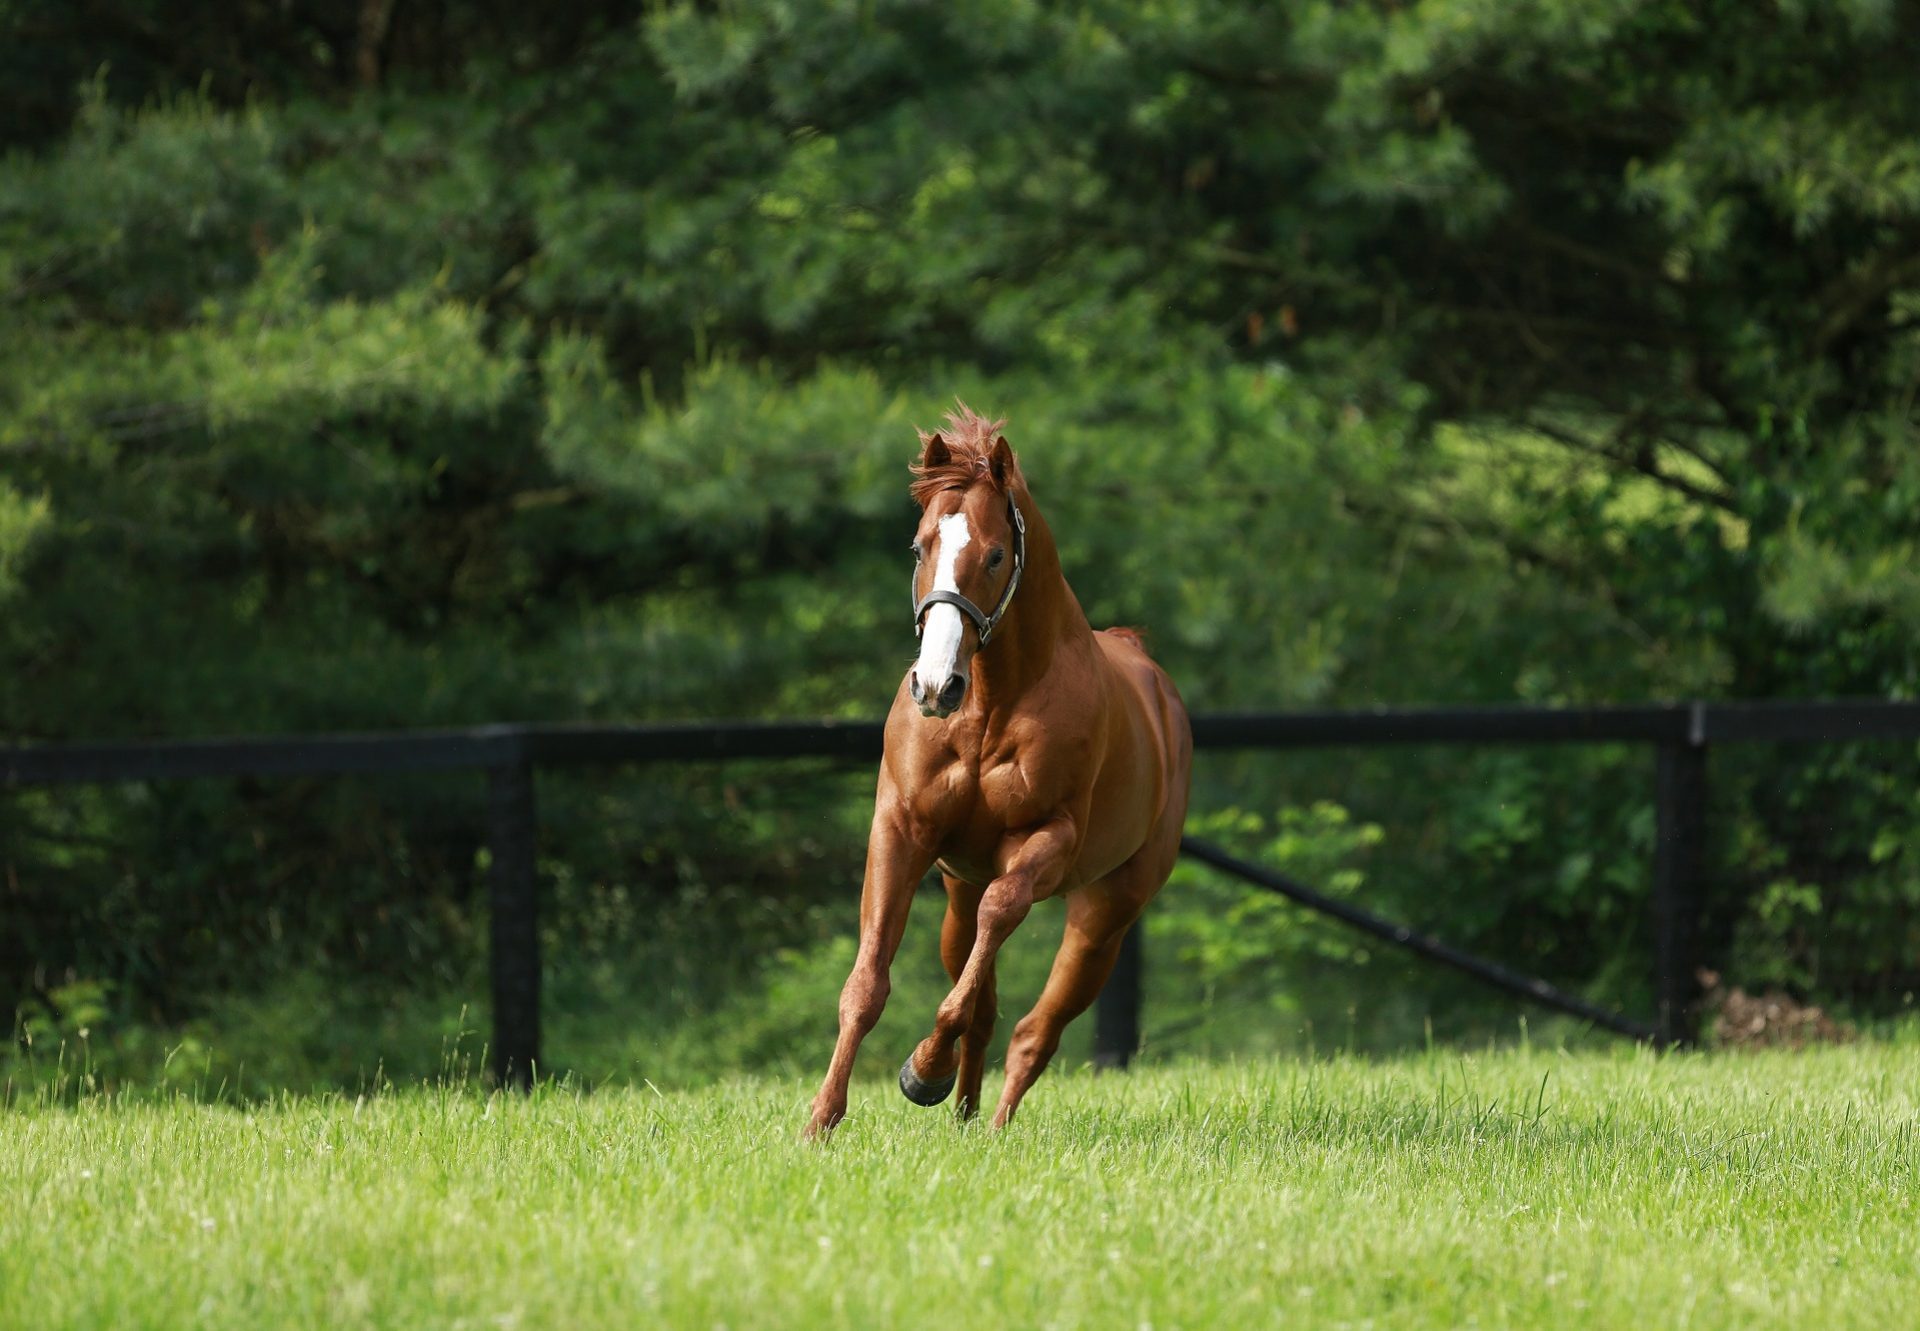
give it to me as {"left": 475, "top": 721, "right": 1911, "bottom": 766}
{"left": 912, "top": 496, "right": 1026, "bottom": 647}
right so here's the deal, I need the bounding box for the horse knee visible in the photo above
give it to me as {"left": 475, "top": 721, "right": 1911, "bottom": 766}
{"left": 977, "top": 875, "right": 1033, "bottom": 940}
{"left": 838, "top": 967, "right": 890, "bottom": 1033}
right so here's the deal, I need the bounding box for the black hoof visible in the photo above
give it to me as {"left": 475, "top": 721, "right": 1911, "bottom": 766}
{"left": 899, "top": 1056, "right": 956, "bottom": 1107}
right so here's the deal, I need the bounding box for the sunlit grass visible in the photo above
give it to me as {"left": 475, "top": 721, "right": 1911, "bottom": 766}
{"left": 4, "top": 1043, "right": 1917, "bottom": 1329}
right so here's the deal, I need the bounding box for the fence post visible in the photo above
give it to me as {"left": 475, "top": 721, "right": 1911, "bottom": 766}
{"left": 1652, "top": 714, "right": 1708, "bottom": 1047}
{"left": 1093, "top": 917, "right": 1144, "bottom": 1069}
{"left": 487, "top": 757, "right": 540, "bottom": 1089}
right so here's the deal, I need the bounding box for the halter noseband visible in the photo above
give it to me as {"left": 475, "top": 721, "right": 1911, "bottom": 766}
{"left": 912, "top": 496, "right": 1026, "bottom": 648}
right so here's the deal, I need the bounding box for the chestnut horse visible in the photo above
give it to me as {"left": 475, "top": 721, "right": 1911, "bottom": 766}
{"left": 804, "top": 406, "right": 1192, "bottom": 1137}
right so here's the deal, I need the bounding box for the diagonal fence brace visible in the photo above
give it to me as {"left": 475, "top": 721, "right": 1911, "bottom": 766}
{"left": 1178, "top": 835, "right": 1658, "bottom": 1042}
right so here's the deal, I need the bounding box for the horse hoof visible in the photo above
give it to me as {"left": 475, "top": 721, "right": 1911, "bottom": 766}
{"left": 899, "top": 1056, "right": 956, "bottom": 1107}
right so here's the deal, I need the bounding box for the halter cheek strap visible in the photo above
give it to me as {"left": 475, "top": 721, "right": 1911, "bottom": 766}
{"left": 912, "top": 497, "right": 1026, "bottom": 647}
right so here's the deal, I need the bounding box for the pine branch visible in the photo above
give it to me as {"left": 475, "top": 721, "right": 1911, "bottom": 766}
{"left": 1525, "top": 416, "right": 1738, "bottom": 515}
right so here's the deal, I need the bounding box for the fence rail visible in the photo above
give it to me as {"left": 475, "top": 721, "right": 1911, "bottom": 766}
{"left": 6, "top": 699, "right": 1918, "bottom": 1085}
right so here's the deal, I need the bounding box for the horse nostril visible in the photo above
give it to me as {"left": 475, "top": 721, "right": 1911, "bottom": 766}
{"left": 938, "top": 675, "right": 966, "bottom": 711}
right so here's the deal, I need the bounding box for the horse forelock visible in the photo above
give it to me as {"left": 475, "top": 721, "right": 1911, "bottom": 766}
{"left": 909, "top": 401, "right": 1010, "bottom": 505}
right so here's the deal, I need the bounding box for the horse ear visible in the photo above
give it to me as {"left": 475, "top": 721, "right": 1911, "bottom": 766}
{"left": 918, "top": 430, "right": 951, "bottom": 470}
{"left": 988, "top": 434, "right": 1016, "bottom": 488}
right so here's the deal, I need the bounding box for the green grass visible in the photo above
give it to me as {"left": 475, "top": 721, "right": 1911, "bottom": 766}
{"left": 4, "top": 1044, "right": 1918, "bottom": 1329}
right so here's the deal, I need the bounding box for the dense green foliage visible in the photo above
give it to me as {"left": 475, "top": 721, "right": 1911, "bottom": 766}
{"left": 6, "top": 1046, "right": 1920, "bottom": 1328}
{"left": 3, "top": 1, "right": 1917, "bottom": 1071}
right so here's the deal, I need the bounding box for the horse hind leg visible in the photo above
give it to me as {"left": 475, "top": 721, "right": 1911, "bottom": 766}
{"left": 992, "top": 842, "right": 1173, "bottom": 1128}
{"left": 991, "top": 687, "right": 1189, "bottom": 1128}
{"left": 990, "top": 898, "right": 1132, "bottom": 1129}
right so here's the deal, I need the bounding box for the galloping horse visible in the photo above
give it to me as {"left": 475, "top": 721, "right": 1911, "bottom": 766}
{"left": 804, "top": 406, "right": 1192, "bottom": 1137}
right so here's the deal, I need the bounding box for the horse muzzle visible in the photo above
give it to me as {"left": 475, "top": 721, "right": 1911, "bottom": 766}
{"left": 910, "top": 669, "right": 968, "bottom": 718}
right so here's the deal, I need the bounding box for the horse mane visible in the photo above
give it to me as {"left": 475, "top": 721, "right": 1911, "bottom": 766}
{"left": 909, "top": 402, "right": 1009, "bottom": 505}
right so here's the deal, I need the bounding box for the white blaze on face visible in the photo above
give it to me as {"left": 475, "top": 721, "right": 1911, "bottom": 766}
{"left": 915, "top": 511, "right": 972, "bottom": 692}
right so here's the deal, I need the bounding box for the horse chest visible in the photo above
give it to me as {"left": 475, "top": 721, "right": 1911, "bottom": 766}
{"left": 926, "top": 751, "right": 1055, "bottom": 885}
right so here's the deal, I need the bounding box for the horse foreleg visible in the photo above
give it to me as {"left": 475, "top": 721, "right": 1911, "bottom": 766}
{"left": 804, "top": 808, "right": 933, "bottom": 1140}
{"left": 903, "top": 818, "right": 1073, "bottom": 1108}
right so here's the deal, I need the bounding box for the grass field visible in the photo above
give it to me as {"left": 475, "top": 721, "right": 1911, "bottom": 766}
{"left": 4, "top": 1042, "right": 1918, "bottom": 1329}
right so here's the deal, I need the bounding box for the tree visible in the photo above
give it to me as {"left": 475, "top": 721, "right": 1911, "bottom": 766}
{"left": 3, "top": 0, "right": 1915, "bottom": 1057}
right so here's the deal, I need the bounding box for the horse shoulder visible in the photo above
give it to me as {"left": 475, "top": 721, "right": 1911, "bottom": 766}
{"left": 974, "top": 719, "right": 1060, "bottom": 822}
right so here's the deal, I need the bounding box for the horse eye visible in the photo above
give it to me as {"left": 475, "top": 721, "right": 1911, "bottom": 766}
{"left": 988, "top": 547, "right": 1006, "bottom": 571}
{"left": 911, "top": 543, "right": 924, "bottom": 563}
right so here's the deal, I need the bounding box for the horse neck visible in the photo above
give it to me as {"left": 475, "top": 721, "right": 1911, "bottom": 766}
{"left": 966, "top": 488, "right": 1088, "bottom": 715}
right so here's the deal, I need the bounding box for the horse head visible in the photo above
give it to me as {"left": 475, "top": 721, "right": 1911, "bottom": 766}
{"left": 907, "top": 410, "right": 1025, "bottom": 718}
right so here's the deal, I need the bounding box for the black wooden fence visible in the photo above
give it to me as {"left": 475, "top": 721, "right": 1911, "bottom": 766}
{"left": 6, "top": 699, "right": 1918, "bottom": 1086}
